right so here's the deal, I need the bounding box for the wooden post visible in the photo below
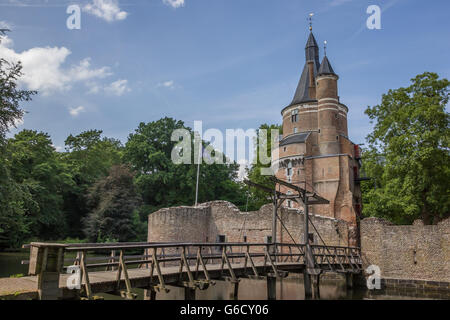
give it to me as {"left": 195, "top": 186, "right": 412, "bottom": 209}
{"left": 144, "top": 289, "right": 157, "bottom": 301}
{"left": 228, "top": 282, "right": 239, "bottom": 300}
{"left": 267, "top": 276, "right": 276, "bottom": 300}
{"left": 28, "top": 243, "right": 66, "bottom": 300}
{"left": 184, "top": 287, "right": 196, "bottom": 300}
{"left": 272, "top": 191, "right": 278, "bottom": 246}
{"left": 312, "top": 274, "right": 321, "bottom": 300}
{"left": 303, "top": 271, "right": 313, "bottom": 299}
{"left": 346, "top": 273, "right": 354, "bottom": 289}
{"left": 303, "top": 191, "right": 313, "bottom": 300}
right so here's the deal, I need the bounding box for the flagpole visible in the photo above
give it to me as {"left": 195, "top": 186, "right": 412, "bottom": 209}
{"left": 195, "top": 140, "right": 202, "bottom": 207}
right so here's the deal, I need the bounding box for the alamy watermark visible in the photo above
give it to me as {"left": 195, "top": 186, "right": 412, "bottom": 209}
{"left": 67, "top": 5, "right": 81, "bottom": 30}
{"left": 366, "top": 264, "right": 382, "bottom": 290}
{"left": 66, "top": 265, "right": 81, "bottom": 290}
{"left": 367, "top": 5, "right": 382, "bottom": 30}
{"left": 171, "top": 121, "right": 280, "bottom": 176}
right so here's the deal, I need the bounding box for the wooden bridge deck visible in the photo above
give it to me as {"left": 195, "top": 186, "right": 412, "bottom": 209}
{"left": 0, "top": 261, "right": 359, "bottom": 300}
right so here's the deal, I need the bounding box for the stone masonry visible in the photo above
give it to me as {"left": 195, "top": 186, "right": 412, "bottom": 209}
{"left": 148, "top": 201, "right": 350, "bottom": 247}
{"left": 361, "top": 217, "right": 450, "bottom": 283}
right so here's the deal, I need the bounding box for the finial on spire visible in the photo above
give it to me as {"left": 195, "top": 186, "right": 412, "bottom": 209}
{"left": 324, "top": 40, "right": 328, "bottom": 56}
{"left": 308, "top": 13, "right": 314, "bottom": 31}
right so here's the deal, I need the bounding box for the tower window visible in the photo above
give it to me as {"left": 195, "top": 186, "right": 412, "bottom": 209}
{"left": 287, "top": 191, "right": 293, "bottom": 208}
{"left": 286, "top": 162, "right": 293, "bottom": 182}
{"left": 291, "top": 109, "right": 299, "bottom": 123}
{"left": 336, "top": 136, "right": 339, "bottom": 141}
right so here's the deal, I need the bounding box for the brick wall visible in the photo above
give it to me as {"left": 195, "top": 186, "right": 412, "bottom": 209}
{"left": 361, "top": 217, "right": 450, "bottom": 282}
{"left": 148, "top": 201, "right": 350, "bottom": 247}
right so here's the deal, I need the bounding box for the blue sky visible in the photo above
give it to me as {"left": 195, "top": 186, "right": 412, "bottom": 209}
{"left": 1, "top": 0, "right": 449, "bottom": 155}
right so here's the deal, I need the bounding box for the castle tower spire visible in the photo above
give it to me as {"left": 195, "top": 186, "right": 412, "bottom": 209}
{"left": 288, "top": 17, "right": 321, "bottom": 107}
{"left": 318, "top": 55, "right": 336, "bottom": 76}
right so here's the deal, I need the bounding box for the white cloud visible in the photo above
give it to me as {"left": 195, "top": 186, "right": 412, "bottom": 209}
{"left": 69, "top": 58, "right": 112, "bottom": 81}
{"left": 69, "top": 106, "right": 86, "bottom": 117}
{"left": 157, "top": 80, "right": 175, "bottom": 89}
{"left": 52, "top": 145, "right": 64, "bottom": 153}
{"left": 104, "top": 79, "right": 130, "bottom": 96}
{"left": 163, "top": 0, "right": 185, "bottom": 9}
{"left": 87, "top": 79, "right": 131, "bottom": 96}
{"left": 0, "top": 21, "right": 12, "bottom": 29}
{"left": 8, "top": 117, "right": 24, "bottom": 130}
{"left": 0, "top": 34, "right": 13, "bottom": 47}
{"left": 87, "top": 82, "right": 102, "bottom": 94}
{"left": 329, "top": 0, "right": 353, "bottom": 6}
{"left": 84, "top": 0, "right": 128, "bottom": 22}
{"left": 0, "top": 37, "right": 113, "bottom": 95}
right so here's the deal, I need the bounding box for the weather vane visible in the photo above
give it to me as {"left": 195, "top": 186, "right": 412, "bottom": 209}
{"left": 308, "top": 13, "right": 314, "bottom": 31}
{"left": 324, "top": 40, "right": 328, "bottom": 56}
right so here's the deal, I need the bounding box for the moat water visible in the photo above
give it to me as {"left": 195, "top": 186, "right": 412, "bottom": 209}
{"left": 0, "top": 252, "right": 444, "bottom": 300}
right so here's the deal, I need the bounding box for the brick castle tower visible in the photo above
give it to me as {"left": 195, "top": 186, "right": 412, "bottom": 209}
{"left": 272, "top": 28, "right": 362, "bottom": 241}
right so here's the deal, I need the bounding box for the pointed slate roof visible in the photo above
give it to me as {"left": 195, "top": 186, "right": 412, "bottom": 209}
{"left": 288, "top": 32, "right": 320, "bottom": 106}
{"left": 279, "top": 132, "right": 311, "bottom": 147}
{"left": 318, "top": 56, "right": 336, "bottom": 76}
{"left": 305, "top": 32, "right": 320, "bottom": 64}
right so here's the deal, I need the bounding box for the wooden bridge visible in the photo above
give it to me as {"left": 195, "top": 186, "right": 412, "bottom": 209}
{"left": 0, "top": 241, "right": 363, "bottom": 300}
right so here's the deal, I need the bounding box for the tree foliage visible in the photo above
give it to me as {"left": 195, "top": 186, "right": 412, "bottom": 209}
{"left": 83, "top": 165, "right": 143, "bottom": 243}
{"left": 0, "top": 59, "right": 35, "bottom": 141}
{"left": 61, "top": 130, "right": 122, "bottom": 237}
{"left": 7, "top": 130, "right": 73, "bottom": 239}
{"left": 123, "top": 117, "right": 246, "bottom": 213}
{"left": 362, "top": 72, "right": 450, "bottom": 224}
{"left": 246, "top": 123, "right": 282, "bottom": 211}
{"left": 0, "top": 56, "right": 36, "bottom": 247}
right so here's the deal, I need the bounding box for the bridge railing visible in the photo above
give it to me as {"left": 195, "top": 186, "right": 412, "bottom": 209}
{"left": 24, "top": 241, "right": 361, "bottom": 300}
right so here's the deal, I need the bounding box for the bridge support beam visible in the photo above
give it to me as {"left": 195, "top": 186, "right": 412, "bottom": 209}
{"left": 267, "top": 277, "right": 276, "bottom": 300}
{"left": 303, "top": 272, "right": 313, "bottom": 299}
{"left": 184, "top": 287, "right": 196, "bottom": 301}
{"left": 312, "top": 274, "right": 321, "bottom": 299}
{"left": 228, "top": 282, "right": 239, "bottom": 300}
{"left": 144, "top": 289, "right": 157, "bottom": 301}
{"left": 28, "top": 243, "right": 66, "bottom": 300}
{"left": 346, "top": 273, "right": 354, "bottom": 289}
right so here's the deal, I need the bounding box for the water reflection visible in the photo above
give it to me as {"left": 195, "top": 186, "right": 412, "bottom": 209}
{"left": 154, "top": 276, "right": 348, "bottom": 300}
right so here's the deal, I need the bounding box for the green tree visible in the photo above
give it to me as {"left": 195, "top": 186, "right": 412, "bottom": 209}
{"left": 83, "top": 165, "right": 143, "bottom": 243}
{"left": 123, "top": 117, "right": 245, "bottom": 213}
{"left": 62, "top": 130, "right": 122, "bottom": 237}
{"left": 7, "top": 130, "right": 73, "bottom": 239}
{"left": 362, "top": 72, "right": 450, "bottom": 225}
{"left": 246, "top": 123, "right": 282, "bottom": 210}
{"left": 0, "top": 51, "right": 36, "bottom": 248}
